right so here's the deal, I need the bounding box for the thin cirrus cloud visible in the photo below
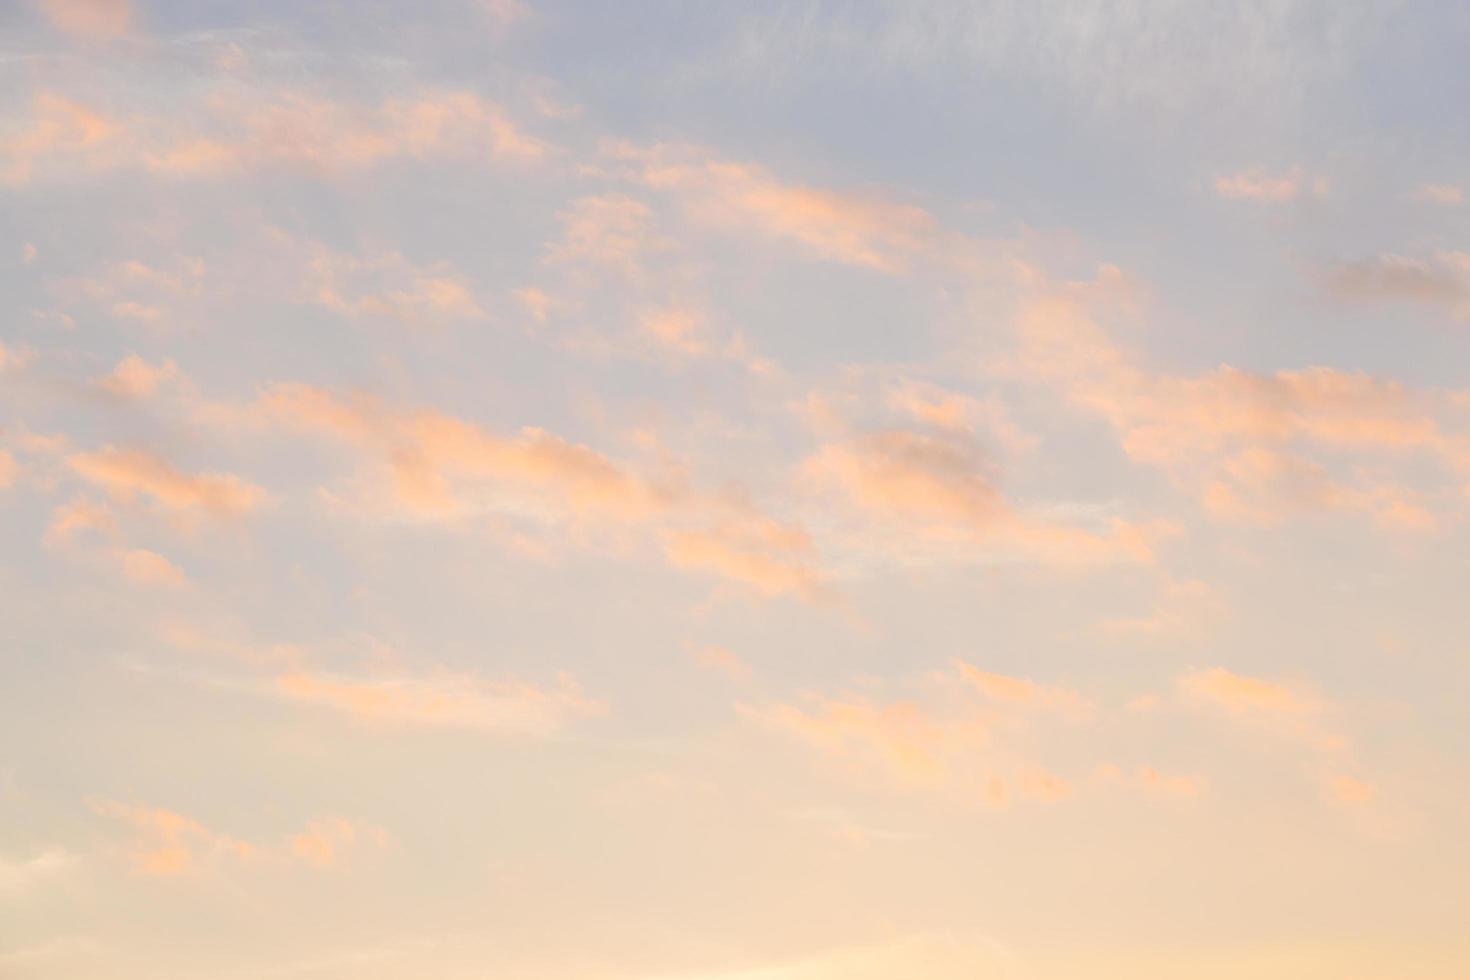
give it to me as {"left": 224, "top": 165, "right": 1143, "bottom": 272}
{"left": 116, "top": 547, "right": 187, "bottom": 587}
{"left": 741, "top": 660, "right": 1098, "bottom": 807}
{"left": 1176, "top": 666, "right": 1348, "bottom": 755}
{"left": 1213, "top": 168, "right": 1326, "bottom": 202}
{"left": 803, "top": 429, "right": 1158, "bottom": 566}
{"left": 0, "top": 848, "right": 78, "bottom": 896}
{"left": 1325, "top": 251, "right": 1470, "bottom": 321}
{"left": 214, "top": 382, "right": 826, "bottom": 599}
{"left": 96, "top": 354, "right": 178, "bottom": 399}
{"left": 90, "top": 800, "right": 384, "bottom": 876}
{"left": 273, "top": 668, "right": 604, "bottom": 736}
{"left": 1, "top": 88, "right": 546, "bottom": 186}
{"left": 35, "top": 0, "right": 132, "bottom": 38}
{"left": 304, "top": 245, "right": 485, "bottom": 326}
{"left": 607, "top": 141, "right": 939, "bottom": 274}
{"left": 1411, "top": 183, "right": 1464, "bottom": 206}
{"left": 1006, "top": 270, "right": 1470, "bottom": 526}
{"left": 68, "top": 447, "right": 264, "bottom": 518}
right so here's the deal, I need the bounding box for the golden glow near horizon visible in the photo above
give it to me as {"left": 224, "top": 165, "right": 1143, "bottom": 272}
{"left": 3, "top": 1, "right": 1470, "bottom": 977}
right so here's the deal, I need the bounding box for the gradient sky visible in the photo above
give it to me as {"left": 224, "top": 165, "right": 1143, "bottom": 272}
{"left": 4, "top": 1, "right": 1470, "bottom": 977}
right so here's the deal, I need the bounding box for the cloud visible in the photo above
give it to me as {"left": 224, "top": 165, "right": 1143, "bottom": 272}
{"left": 69, "top": 447, "right": 264, "bottom": 517}
{"left": 664, "top": 519, "right": 824, "bottom": 600}
{"left": 1176, "top": 666, "right": 1347, "bottom": 755}
{"left": 1325, "top": 251, "right": 1470, "bottom": 320}
{"left": 91, "top": 801, "right": 256, "bottom": 876}
{"left": 742, "top": 660, "right": 1089, "bottom": 806}
{"left": 48, "top": 255, "right": 205, "bottom": 330}
{"left": 257, "top": 383, "right": 662, "bottom": 521}
{"left": 91, "top": 800, "right": 384, "bottom": 876}
{"left": 1326, "top": 774, "right": 1376, "bottom": 805}
{"left": 953, "top": 661, "right": 1091, "bottom": 719}
{"left": 689, "top": 645, "right": 751, "bottom": 680}
{"left": 545, "top": 194, "right": 662, "bottom": 277}
{"left": 288, "top": 818, "right": 389, "bottom": 869}
{"left": 97, "top": 354, "right": 178, "bottom": 399}
{"left": 2, "top": 89, "right": 545, "bottom": 186}
{"left": 36, "top": 0, "right": 131, "bottom": 38}
{"left": 1202, "top": 448, "right": 1435, "bottom": 530}
{"left": 117, "top": 547, "right": 186, "bottom": 587}
{"left": 304, "top": 245, "right": 484, "bottom": 325}
{"left": 1214, "top": 168, "right": 1325, "bottom": 201}
{"left": 216, "top": 383, "right": 825, "bottom": 599}
{"left": 480, "top": 0, "right": 530, "bottom": 28}
{"left": 1412, "top": 183, "right": 1464, "bottom": 206}
{"left": 804, "top": 429, "right": 1156, "bottom": 566}
{"left": 0, "top": 848, "right": 78, "bottom": 896}
{"left": 1006, "top": 274, "right": 1470, "bottom": 525}
{"left": 274, "top": 668, "right": 603, "bottom": 736}
{"left": 1094, "top": 764, "right": 1204, "bottom": 798}
{"left": 1178, "top": 667, "right": 1314, "bottom": 715}
{"left": 609, "top": 142, "right": 937, "bottom": 273}
{"left": 0, "top": 450, "right": 14, "bottom": 490}
{"left": 1097, "top": 579, "right": 1224, "bottom": 638}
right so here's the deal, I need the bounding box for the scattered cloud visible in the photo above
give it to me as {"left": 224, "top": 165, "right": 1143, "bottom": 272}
{"left": 1326, "top": 251, "right": 1470, "bottom": 321}
{"left": 274, "top": 668, "right": 603, "bottom": 736}
{"left": 69, "top": 447, "right": 264, "bottom": 518}
{"left": 2, "top": 89, "right": 546, "bottom": 186}
{"left": 1214, "top": 168, "right": 1326, "bottom": 202}
{"left": 689, "top": 645, "right": 751, "bottom": 680}
{"left": 742, "top": 660, "right": 1092, "bottom": 807}
{"left": 1326, "top": 774, "right": 1376, "bottom": 805}
{"left": 1411, "top": 183, "right": 1464, "bottom": 206}
{"left": 97, "top": 354, "right": 178, "bottom": 399}
{"left": 609, "top": 142, "right": 937, "bottom": 273}
{"left": 117, "top": 547, "right": 187, "bottom": 587}
{"left": 36, "top": 0, "right": 132, "bottom": 39}
{"left": 0, "top": 848, "right": 78, "bottom": 896}
{"left": 92, "top": 800, "right": 384, "bottom": 876}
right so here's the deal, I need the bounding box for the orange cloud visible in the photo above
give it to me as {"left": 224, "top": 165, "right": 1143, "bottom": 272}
{"left": 288, "top": 818, "right": 388, "bottom": 869}
{"left": 274, "top": 668, "right": 603, "bottom": 736}
{"left": 805, "top": 429, "right": 1156, "bottom": 565}
{"left": 2, "top": 89, "right": 545, "bottom": 186}
{"left": 1098, "top": 579, "right": 1224, "bottom": 638}
{"left": 258, "top": 384, "right": 660, "bottom": 522}
{"left": 1325, "top": 251, "right": 1470, "bottom": 320}
{"left": 689, "top": 645, "right": 751, "bottom": 680}
{"left": 1214, "top": 168, "right": 1324, "bottom": 202}
{"left": 98, "top": 354, "right": 178, "bottom": 398}
{"left": 1094, "top": 763, "right": 1204, "bottom": 798}
{"left": 664, "top": 519, "right": 823, "bottom": 600}
{"left": 743, "top": 661, "right": 1092, "bottom": 806}
{"left": 546, "top": 194, "right": 662, "bottom": 277}
{"left": 611, "top": 142, "right": 937, "bottom": 273}
{"left": 953, "top": 661, "right": 1091, "bottom": 719}
{"left": 1178, "top": 667, "right": 1313, "bottom": 715}
{"left": 91, "top": 801, "right": 256, "bottom": 877}
{"left": 69, "top": 447, "right": 263, "bottom": 517}
{"left": 37, "top": 0, "right": 132, "bottom": 37}
{"left": 222, "top": 383, "right": 823, "bottom": 598}
{"left": 117, "top": 547, "right": 186, "bottom": 587}
{"left": 1007, "top": 278, "right": 1470, "bottom": 526}
{"left": 1326, "top": 774, "right": 1376, "bottom": 805}
{"left": 0, "top": 848, "right": 78, "bottom": 895}
{"left": 93, "top": 801, "right": 384, "bottom": 875}
{"left": 305, "top": 245, "right": 484, "bottom": 325}
{"left": 0, "top": 94, "right": 118, "bottom": 185}
{"left": 1412, "top": 183, "right": 1464, "bottom": 206}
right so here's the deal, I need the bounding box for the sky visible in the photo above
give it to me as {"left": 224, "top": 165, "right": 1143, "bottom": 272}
{"left": 3, "top": 0, "right": 1470, "bottom": 977}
